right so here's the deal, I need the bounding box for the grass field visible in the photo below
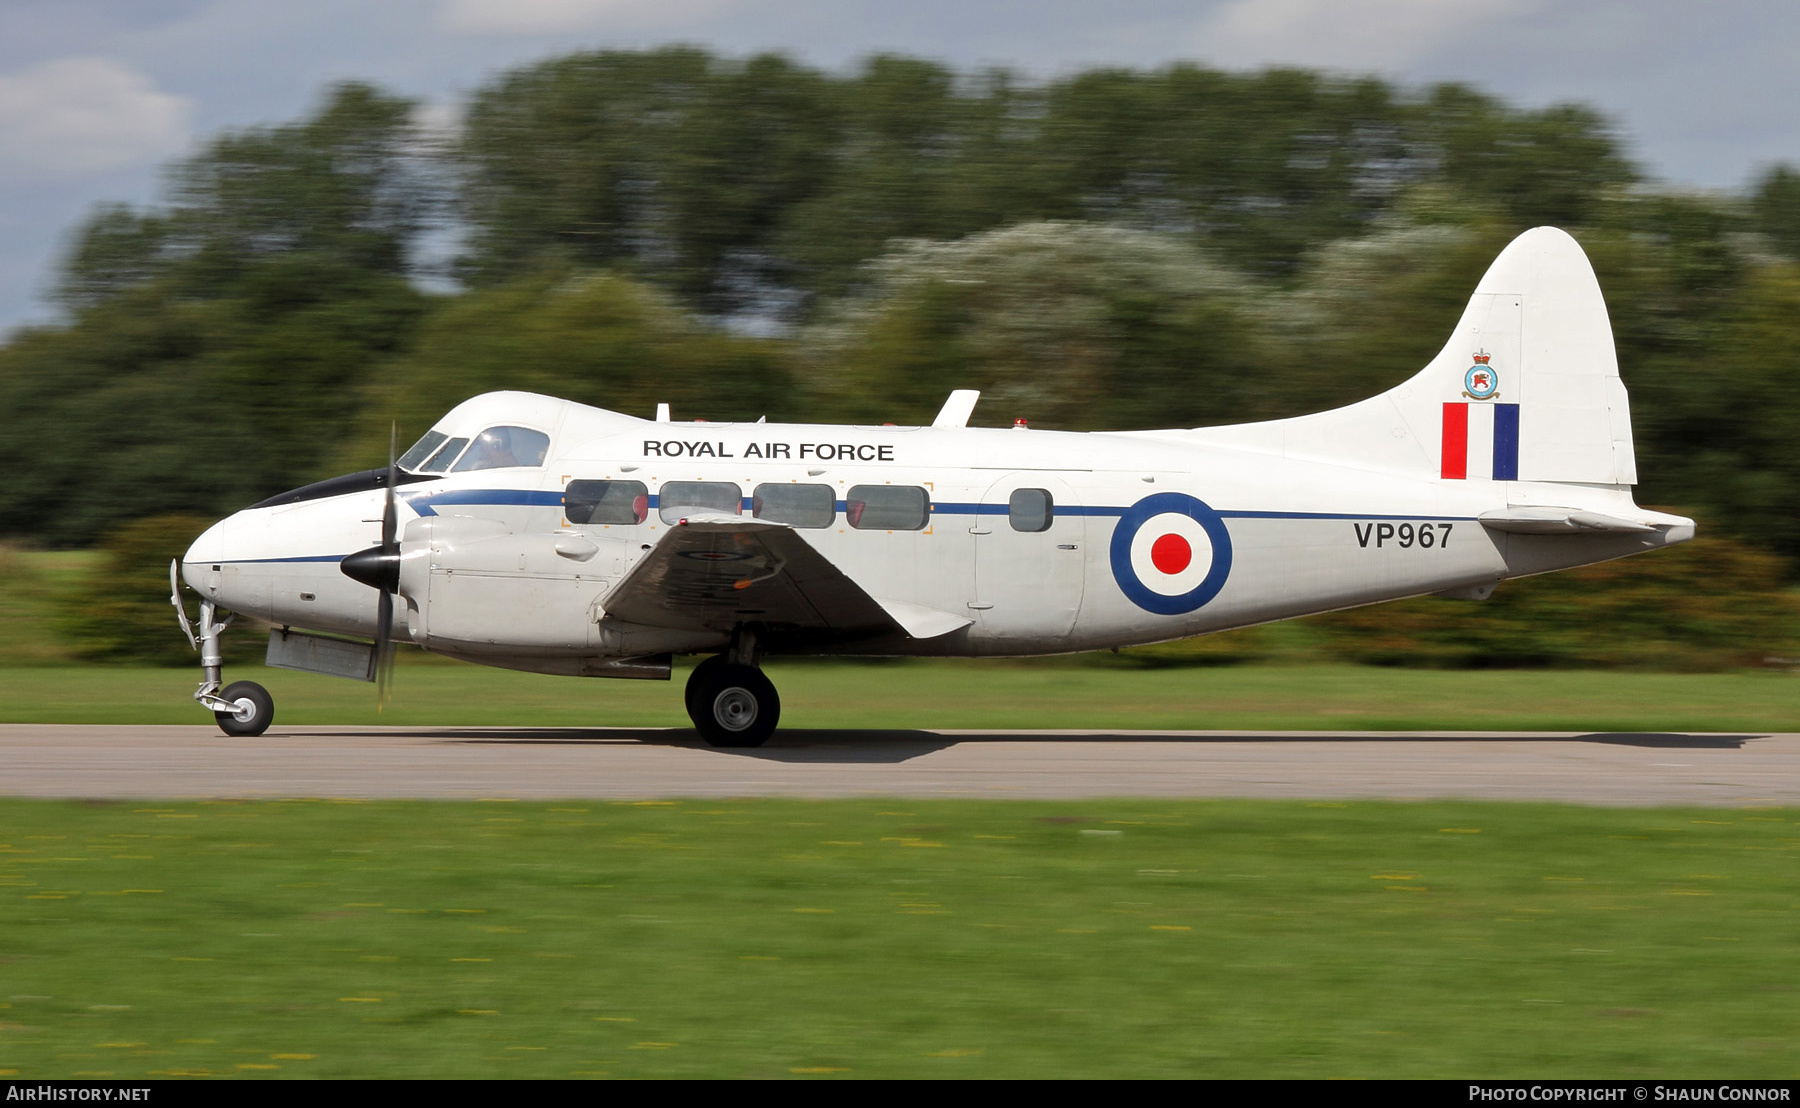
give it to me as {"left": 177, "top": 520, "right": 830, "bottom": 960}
{"left": 0, "top": 797, "right": 1795, "bottom": 1079}
{"left": 1, "top": 658, "right": 1797, "bottom": 732}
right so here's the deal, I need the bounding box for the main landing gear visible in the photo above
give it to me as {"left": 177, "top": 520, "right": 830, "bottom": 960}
{"left": 171, "top": 560, "right": 274, "bottom": 737}
{"left": 685, "top": 628, "right": 780, "bottom": 748}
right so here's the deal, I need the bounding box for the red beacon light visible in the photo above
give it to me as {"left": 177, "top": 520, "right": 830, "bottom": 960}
{"left": 1013, "top": 418, "right": 1029, "bottom": 429}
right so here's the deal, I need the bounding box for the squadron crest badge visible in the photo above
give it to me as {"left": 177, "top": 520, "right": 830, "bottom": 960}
{"left": 1463, "top": 351, "right": 1499, "bottom": 400}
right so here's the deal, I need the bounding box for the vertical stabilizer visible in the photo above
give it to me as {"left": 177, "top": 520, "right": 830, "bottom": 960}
{"left": 1190, "top": 227, "right": 1638, "bottom": 487}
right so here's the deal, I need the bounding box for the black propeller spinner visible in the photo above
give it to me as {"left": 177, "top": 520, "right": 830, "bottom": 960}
{"left": 339, "top": 427, "right": 401, "bottom": 706}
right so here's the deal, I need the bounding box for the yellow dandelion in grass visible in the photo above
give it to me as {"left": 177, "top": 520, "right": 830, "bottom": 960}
{"left": 1371, "top": 874, "right": 1416, "bottom": 881}
{"left": 236, "top": 1064, "right": 278, "bottom": 1070}
{"left": 99, "top": 1043, "right": 147, "bottom": 1049}
{"left": 271, "top": 1054, "right": 314, "bottom": 1060}
{"left": 926, "top": 1049, "right": 982, "bottom": 1058}
{"left": 1439, "top": 828, "right": 1481, "bottom": 834}
{"left": 631, "top": 1042, "right": 678, "bottom": 1050}
{"left": 0, "top": 1070, "right": 16, "bottom": 1076}
{"left": 791, "top": 1066, "right": 849, "bottom": 1073}
{"left": 444, "top": 908, "right": 486, "bottom": 914}
{"left": 593, "top": 1016, "right": 636, "bottom": 1022}
{"left": 1149, "top": 925, "right": 1191, "bottom": 931}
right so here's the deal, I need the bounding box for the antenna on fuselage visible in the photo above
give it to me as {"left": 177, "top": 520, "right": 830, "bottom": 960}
{"left": 655, "top": 403, "right": 671, "bottom": 422}
{"left": 931, "top": 390, "right": 980, "bottom": 428}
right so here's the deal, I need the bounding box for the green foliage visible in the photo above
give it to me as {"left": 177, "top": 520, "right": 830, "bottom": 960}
{"left": 1750, "top": 164, "right": 1800, "bottom": 260}
{"left": 350, "top": 272, "right": 797, "bottom": 468}
{"left": 4, "top": 798, "right": 1800, "bottom": 1077}
{"left": 1310, "top": 530, "right": 1798, "bottom": 671}
{"left": 0, "top": 84, "right": 432, "bottom": 542}
{"left": 57, "top": 513, "right": 262, "bottom": 666}
{"left": 457, "top": 50, "right": 1638, "bottom": 304}
{"left": 802, "top": 222, "right": 1274, "bottom": 429}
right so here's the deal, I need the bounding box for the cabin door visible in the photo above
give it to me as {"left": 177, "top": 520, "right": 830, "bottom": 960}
{"left": 971, "top": 473, "right": 1086, "bottom": 641}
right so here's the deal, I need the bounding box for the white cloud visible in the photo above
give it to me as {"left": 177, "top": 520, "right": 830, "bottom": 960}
{"left": 0, "top": 57, "right": 192, "bottom": 178}
{"left": 438, "top": 0, "right": 739, "bottom": 36}
{"left": 1189, "top": 0, "right": 1539, "bottom": 72}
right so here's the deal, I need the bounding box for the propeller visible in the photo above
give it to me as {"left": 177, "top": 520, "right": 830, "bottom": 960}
{"left": 340, "top": 425, "right": 401, "bottom": 709}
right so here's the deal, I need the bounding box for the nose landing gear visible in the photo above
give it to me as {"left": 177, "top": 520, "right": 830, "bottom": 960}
{"left": 172, "top": 559, "right": 274, "bottom": 737}
{"left": 685, "top": 627, "right": 779, "bottom": 748}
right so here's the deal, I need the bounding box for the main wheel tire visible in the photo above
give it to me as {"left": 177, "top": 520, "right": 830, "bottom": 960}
{"left": 684, "top": 655, "right": 727, "bottom": 719}
{"left": 214, "top": 680, "right": 274, "bottom": 737}
{"left": 689, "top": 663, "right": 779, "bottom": 748}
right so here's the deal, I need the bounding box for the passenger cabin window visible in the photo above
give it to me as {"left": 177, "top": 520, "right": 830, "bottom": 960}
{"left": 658, "top": 481, "right": 743, "bottom": 524}
{"left": 565, "top": 480, "right": 649, "bottom": 525}
{"left": 419, "top": 436, "right": 469, "bottom": 473}
{"left": 452, "top": 426, "right": 551, "bottom": 472}
{"left": 846, "top": 485, "right": 930, "bottom": 530}
{"left": 397, "top": 430, "right": 448, "bottom": 472}
{"left": 753, "top": 483, "right": 835, "bottom": 528}
{"left": 1009, "top": 488, "right": 1054, "bottom": 532}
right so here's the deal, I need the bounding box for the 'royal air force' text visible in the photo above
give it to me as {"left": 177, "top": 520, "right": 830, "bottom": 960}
{"left": 643, "top": 440, "right": 894, "bottom": 462}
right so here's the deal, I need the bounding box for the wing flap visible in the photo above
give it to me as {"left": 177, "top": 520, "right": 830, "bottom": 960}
{"left": 599, "top": 519, "right": 909, "bottom": 636}
{"left": 873, "top": 597, "right": 973, "bottom": 639}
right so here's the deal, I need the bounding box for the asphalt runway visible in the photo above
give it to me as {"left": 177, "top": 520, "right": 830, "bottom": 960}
{"left": 0, "top": 724, "right": 1795, "bottom": 805}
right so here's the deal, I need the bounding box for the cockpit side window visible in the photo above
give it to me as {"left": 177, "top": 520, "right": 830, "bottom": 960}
{"left": 420, "top": 436, "right": 469, "bottom": 473}
{"left": 397, "top": 430, "right": 449, "bottom": 472}
{"left": 451, "top": 426, "right": 551, "bottom": 472}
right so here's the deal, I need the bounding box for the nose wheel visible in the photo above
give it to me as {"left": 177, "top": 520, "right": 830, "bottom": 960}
{"left": 214, "top": 681, "right": 275, "bottom": 737}
{"left": 172, "top": 560, "right": 275, "bottom": 737}
{"left": 686, "top": 660, "right": 779, "bottom": 748}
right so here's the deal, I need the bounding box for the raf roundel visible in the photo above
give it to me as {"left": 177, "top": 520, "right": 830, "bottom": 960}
{"left": 1108, "top": 492, "right": 1234, "bottom": 615}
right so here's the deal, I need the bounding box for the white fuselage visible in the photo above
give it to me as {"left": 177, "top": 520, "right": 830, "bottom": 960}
{"left": 183, "top": 392, "right": 1687, "bottom": 674}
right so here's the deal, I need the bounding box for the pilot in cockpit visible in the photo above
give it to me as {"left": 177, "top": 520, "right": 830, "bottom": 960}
{"left": 456, "top": 426, "right": 519, "bottom": 471}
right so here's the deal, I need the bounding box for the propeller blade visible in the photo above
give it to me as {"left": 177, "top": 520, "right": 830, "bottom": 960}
{"left": 375, "top": 587, "right": 394, "bottom": 710}
{"left": 376, "top": 421, "right": 399, "bottom": 711}
{"left": 382, "top": 423, "right": 398, "bottom": 553}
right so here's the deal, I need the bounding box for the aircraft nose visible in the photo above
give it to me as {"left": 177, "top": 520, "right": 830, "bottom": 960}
{"left": 181, "top": 517, "right": 232, "bottom": 592}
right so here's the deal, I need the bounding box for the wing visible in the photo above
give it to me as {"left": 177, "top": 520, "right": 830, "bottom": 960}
{"left": 598, "top": 515, "right": 971, "bottom": 641}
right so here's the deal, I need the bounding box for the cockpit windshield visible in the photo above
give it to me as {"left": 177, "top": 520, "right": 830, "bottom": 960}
{"left": 397, "top": 430, "right": 449, "bottom": 472}
{"left": 398, "top": 425, "right": 550, "bottom": 474}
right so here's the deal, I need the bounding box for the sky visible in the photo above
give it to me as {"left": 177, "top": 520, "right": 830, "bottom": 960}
{"left": 2, "top": 0, "right": 1797, "bottom": 336}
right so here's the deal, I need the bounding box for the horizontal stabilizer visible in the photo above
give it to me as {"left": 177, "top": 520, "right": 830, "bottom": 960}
{"left": 1479, "top": 506, "right": 1658, "bottom": 534}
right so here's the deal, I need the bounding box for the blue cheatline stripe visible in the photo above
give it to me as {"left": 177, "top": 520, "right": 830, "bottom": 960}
{"left": 1217, "top": 510, "right": 1478, "bottom": 522}
{"left": 403, "top": 489, "right": 566, "bottom": 516}
{"left": 1493, "top": 403, "right": 1521, "bottom": 481}
{"left": 399, "top": 488, "right": 1481, "bottom": 524}
{"left": 212, "top": 555, "right": 350, "bottom": 564}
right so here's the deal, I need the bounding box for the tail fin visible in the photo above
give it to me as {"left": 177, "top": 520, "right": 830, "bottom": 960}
{"left": 1193, "top": 227, "right": 1637, "bottom": 487}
